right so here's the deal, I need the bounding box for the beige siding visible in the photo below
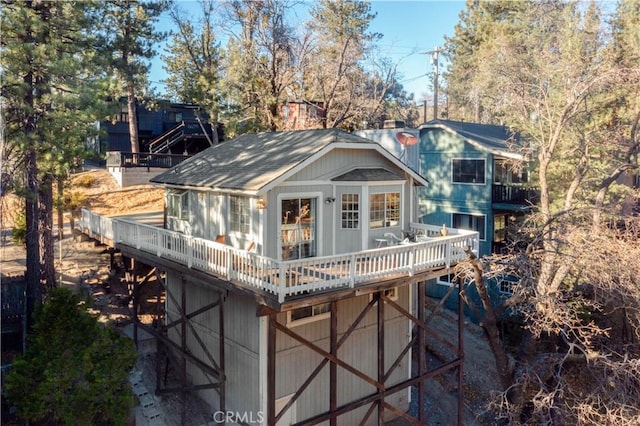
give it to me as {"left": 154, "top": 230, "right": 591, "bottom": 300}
{"left": 191, "top": 191, "right": 208, "bottom": 238}
{"left": 264, "top": 184, "right": 334, "bottom": 259}
{"left": 275, "top": 287, "right": 411, "bottom": 424}
{"left": 289, "top": 148, "right": 394, "bottom": 182}
{"left": 164, "top": 271, "right": 261, "bottom": 414}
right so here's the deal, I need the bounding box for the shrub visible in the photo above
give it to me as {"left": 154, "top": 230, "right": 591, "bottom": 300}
{"left": 4, "top": 288, "right": 137, "bottom": 424}
{"left": 73, "top": 174, "right": 96, "bottom": 188}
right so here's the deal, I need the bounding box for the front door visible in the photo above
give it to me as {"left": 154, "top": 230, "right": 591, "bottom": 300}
{"left": 280, "top": 198, "right": 317, "bottom": 260}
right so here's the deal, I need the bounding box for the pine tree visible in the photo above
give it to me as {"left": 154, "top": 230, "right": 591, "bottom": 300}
{"left": 1, "top": 0, "right": 106, "bottom": 323}
{"left": 4, "top": 288, "right": 137, "bottom": 424}
{"left": 98, "top": 0, "right": 170, "bottom": 155}
{"left": 163, "top": 0, "right": 222, "bottom": 142}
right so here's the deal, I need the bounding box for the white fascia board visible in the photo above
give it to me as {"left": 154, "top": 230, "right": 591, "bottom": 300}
{"left": 161, "top": 183, "right": 258, "bottom": 197}
{"left": 464, "top": 139, "right": 524, "bottom": 160}
{"left": 335, "top": 179, "right": 407, "bottom": 186}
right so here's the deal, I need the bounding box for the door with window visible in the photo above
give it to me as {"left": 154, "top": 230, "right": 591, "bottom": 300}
{"left": 336, "top": 189, "right": 362, "bottom": 253}
{"left": 281, "top": 198, "right": 317, "bottom": 260}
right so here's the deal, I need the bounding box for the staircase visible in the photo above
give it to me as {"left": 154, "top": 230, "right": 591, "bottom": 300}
{"left": 147, "top": 122, "right": 187, "bottom": 154}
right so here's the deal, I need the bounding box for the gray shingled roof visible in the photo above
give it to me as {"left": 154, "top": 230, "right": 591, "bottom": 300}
{"left": 150, "top": 128, "right": 416, "bottom": 193}
{"left": 419, "top": 119, "right": 523, "bottom": 159}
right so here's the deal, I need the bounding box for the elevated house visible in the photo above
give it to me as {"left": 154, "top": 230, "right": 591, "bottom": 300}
{"left": 78, "top": 128, "right": 478, "bottom": 424}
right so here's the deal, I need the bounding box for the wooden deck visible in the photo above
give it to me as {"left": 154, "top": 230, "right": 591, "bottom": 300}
{"left": 78, "top": 208, "right": 479, "bottom": 304}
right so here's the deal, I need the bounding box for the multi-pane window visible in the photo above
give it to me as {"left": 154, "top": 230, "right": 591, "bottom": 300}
{"left": 453, "top": 213, "right": 486, "bottom": 240}
{"left": 369, "top": 192, "right": 400, "bottom": 229}
{"left": 167, "top": 190, "right": 189, "bottom": 220}
{"left": 341, "top": 193, "right": 359, "bottom": 229}
{"left": 288, "top": 302, "right": 331, "bottom": 326}
{"left": 498, "top": 277, "right": 518, "bottom": 294}
{"left": 452, "top": 159, "right": 485, "bottom": 184}
{"left": 494, "top": 214, "right": 507, "bottom": 243}
{"left": 281, "top": 198, "right": 316, "bottom": 260}
{"left": 230, "top": 195, "right": 250, "bottom": 234}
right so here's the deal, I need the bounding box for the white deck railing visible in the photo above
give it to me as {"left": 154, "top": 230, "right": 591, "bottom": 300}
{"left": 78, "top": 209, "right": 478, "bottom": 303}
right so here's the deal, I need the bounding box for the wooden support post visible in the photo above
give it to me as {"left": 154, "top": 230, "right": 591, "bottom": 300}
{"left": 330, "top": 300, "right": 338, "bottom": 426}
{"left": 181, "top": 277, "right": 187, "bottom": 426}
{"left": 219, "top": 293, "right": 226, "bottom": 414}
{"left": 377, "top": 291, "right": 385, "bottom": 424}
{"left": 132, "top": 259, "right": 138, "bottom": 348}
{"left": 267, "top": 313, "right": 276, "bottom": 426}
{"left": 155, "top": 271, "right": 163, "bottom": 395}
{"left": 457, "top": 278, "right": 464, "bottom": 426}
{"left": 418, "top": 281, "right": 426, "bottom": 424}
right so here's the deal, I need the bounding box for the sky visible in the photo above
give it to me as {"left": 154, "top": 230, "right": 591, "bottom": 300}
{"left": 149, "top": 0, "right": 467, "bottom": 102}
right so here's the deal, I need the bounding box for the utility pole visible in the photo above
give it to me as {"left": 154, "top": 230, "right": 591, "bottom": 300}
{"left": 423, "top": 46, "right": 445, "bottom": 120}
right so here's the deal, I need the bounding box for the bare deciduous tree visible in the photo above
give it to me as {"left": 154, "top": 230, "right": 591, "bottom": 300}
{"left": 447, "top": 1, "right": 640, "bottom": 423}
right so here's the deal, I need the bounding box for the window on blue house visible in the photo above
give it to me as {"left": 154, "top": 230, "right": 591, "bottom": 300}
{"left": 494, "top": 159, "right": 528, "bottom": 184}
{"left": 498, "top": 276, "right": 518, "bottom": 294}
{"left": 453, "top": 213, "right": 486, "bottom": 240}
{"left": 452, "top": 159, "right": 485, "bottom": 184}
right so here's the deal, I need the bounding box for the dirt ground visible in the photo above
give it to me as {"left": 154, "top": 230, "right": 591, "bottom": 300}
{"left": 1, "top": 168, "right": 502, "bottom": 425}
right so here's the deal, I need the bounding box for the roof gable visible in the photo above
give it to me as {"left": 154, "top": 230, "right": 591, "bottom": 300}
{"left": 419, "top": 119, "right": 523, "bottom": 159}
{"left": 151, "top": 128, "right": 427, "bottom": 194}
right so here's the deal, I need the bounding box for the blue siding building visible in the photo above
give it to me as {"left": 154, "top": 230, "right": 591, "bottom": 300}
{"left": 417, "top": 119, "right": 536, "bottom": 257}
{"left": 416, "top": 120, "right": 536, "bottom": 314}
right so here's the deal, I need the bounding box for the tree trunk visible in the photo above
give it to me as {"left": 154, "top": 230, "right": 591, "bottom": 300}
{"left": 465, "top": 249, "right": 513, "bottom": 391}
{"left": 23, "top": 12, "right": 41, "bottom": 328}
{"left": 24, "top": 147, "right": 41, "bottom": 330}
{"left": 56, "top": 177, "right": 64, "bottom": 239}
{"left": 39, "top": 175, "right": 56, "bottom": 289}
{"left": 127, "top": 84, "right": 139, "bottom": 156}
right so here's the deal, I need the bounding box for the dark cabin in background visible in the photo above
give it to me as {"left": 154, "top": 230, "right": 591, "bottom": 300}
{"left": 88, "top": 99, "right": 222, "bottom": 157}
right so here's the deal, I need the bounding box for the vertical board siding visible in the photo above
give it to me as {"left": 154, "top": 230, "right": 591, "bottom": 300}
{"left": 289, "top": 148, "right": 385, "bottom": 182}
{"left": 164, "top": 272, "right": 261, "bottom": 414}
{"left": 274, "top": 288, "right": 410, "bottom": 423}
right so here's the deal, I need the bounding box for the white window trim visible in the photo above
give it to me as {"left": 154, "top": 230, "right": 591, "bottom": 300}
{"left": 451, "top": 157, "right": 486, "bottom": 185}
{"left": 168, "top": 190, "right": 189, "bottom": 220}
{"left": 340, "top": 193, "right": 360, "bottom": 230}
{"left": 369, "top": 191, "right": 401, "bottom": 230}
{"left": 437, "top": 273, "right": 456, "bottom": 287}
{"left": 498, "top": 276, "right": 518, "bottom": 295}
{"left": 277, "top": 192, "right": 323, "bottom": 260}
{"left": 229, "top": 194, "right": 250, "bottom": 235}
{"left": 286, "top": 303, "right": 331, "bottom": 327}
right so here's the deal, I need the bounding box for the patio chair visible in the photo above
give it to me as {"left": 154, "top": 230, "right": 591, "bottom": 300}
{"left": 384, "top": 232, "right": 408, "bottom": 245}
